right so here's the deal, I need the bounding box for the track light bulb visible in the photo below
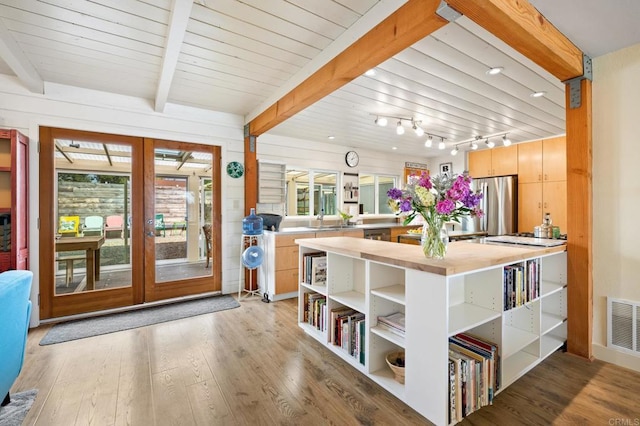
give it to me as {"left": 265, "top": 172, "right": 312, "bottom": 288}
{"left": 486, "top": 139, "right": 495, "bottom": 148}
{"left": 451, "top": 146, "right": 459, "bottom": 156}
{"left": 396, "top": 121, "right": 405, "bottom": 135}
{"left": 438, "top": 139, "right": 445, "bottom": 150}
{"left": 470, "top": 141, "right": 478, "bottom": 150}
{"left": 424, "top": 136, "right": 433, "bottom": 148}
{"left": 375, "top": 116, "right": 387, "bottom": 127}
{"left": 414, "top": 125, "right": 424, "bottom": 137}
{"left": 502, "top": 135, "right": 512, "bottom": 146}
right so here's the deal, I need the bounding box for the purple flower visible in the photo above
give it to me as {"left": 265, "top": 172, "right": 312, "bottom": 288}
{"left": 417, "top": 172, "right": 432, "bottom": 189}
{"left": 387, "top": 187, "right": 403, "bottom": 200}
{"left": 446, "top": 175, "right": 471, "bottom": 201}
{"left": 436, "top": 199, "right": 455, "bottom": 214}
{"left": 399, "top": 199, "right": 412, "bottom": 212}
{"left": 462, "top": 192, "right": 483, "bottom": 208}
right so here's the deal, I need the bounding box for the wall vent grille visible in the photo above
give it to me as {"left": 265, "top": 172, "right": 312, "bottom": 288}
{"left": 607, "top": 297, "right": 640, "bottom": 355}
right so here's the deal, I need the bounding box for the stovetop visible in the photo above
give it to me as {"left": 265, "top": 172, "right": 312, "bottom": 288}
{"left": 484, "top": 234, "right": 567, "bottom": 247}
{"left": 509, "top": 232, "right": 567, "bottom": 240}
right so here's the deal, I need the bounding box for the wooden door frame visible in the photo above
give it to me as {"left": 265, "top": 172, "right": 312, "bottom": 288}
{"left": 142, "top": 138, "right": 222, "bottom": 302}
{"left": 39, "top": 127, "right": 144, "bottom": 319}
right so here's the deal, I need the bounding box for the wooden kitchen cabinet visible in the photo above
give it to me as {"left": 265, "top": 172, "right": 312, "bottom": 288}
{"left": 517, "top": 136, "right": 566, "bottom": 233}
{"left": 468, "top": 145, "right": 518, "bottom": 178}
{"left": 517, "top": 137, "right": 566, "bottom": 183}
{"left": 262, "top": 229, "right": 363, "bottom": 301}
{"left": 518, "top": 182, "right": 567, "bottom": 233}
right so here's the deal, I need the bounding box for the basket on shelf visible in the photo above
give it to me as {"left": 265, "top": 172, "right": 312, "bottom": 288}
{"left": 385, "top": 351, "right": 405, "bottom": 384}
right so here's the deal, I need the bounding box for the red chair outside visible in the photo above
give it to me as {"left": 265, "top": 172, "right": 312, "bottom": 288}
{"left": 105, "top": 215, "right": 124, "bottom": 238}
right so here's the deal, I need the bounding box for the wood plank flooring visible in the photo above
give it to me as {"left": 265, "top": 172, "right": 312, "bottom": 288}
{"left": 11, "top": 297, "right": 640, "bottom": 425}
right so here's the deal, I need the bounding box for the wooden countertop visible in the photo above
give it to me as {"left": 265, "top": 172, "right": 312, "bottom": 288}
{"left": 295, "top": 237, "right": 566, "bottom": 276}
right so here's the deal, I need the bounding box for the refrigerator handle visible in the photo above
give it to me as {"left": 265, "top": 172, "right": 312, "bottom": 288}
{"left": 481, "top": 181, "right": 488, "bottom": 232}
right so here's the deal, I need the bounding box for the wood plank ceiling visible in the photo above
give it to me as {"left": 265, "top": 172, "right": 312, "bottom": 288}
{"left": 0, "top": 0, "right": 564, "bottom": 157}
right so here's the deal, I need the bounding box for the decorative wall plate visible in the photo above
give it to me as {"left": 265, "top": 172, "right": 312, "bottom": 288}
{"left": 226, "top": 161, "right": 244, "bottom": 178}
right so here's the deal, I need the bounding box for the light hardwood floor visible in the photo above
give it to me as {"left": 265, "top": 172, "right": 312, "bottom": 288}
{"left": 12, "top": 297, "right": 640, "bottom": 425}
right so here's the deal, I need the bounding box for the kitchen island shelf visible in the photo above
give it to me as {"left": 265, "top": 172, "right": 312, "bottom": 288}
{"left": 295, "top": 237, "right": 567, "bottom": 426}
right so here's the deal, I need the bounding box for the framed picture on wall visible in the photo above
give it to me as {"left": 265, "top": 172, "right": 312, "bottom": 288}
{"left": 439, "top": 162, "right": 452, "bottom": 177}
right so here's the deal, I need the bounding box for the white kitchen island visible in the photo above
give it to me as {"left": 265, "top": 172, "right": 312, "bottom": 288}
{"left": 295, "top": 237, "right": 567, "bottom": 426}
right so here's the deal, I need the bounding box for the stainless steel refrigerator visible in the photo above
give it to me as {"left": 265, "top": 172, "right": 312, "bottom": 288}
{"left": 461, "top": 176, "right": 517, "bottom": 236}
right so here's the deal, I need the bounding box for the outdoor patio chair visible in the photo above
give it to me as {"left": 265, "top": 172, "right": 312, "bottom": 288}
{"left": 83, "top": 215, "right": 104, "bottom": 236}
{"left": 58, "top": 216, "right": 80, "bottom": 237}
{"left": 202, "top": 224, "right": 212, "bottom": 268}
{"left": 155, "top": 214, "right": 165, "bottom": 237}
{"left": 105, "top": 215, "right": 124, "bottom": 238}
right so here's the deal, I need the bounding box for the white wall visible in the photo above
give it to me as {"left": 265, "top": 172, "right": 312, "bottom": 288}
{"left": 0, "top": 74, "right": 245, "bottom": 324}
{"left": 592, "top": 43, "right": 640, "bottom": 371}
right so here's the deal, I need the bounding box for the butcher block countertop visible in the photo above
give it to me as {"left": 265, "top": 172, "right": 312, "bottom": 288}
{"left": 295, "top": 237, "right": 566, "bottom": 276}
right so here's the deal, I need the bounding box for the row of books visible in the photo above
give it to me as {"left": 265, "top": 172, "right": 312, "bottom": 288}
{"left": 376, "top": 312, "right": 405, "bottom": 337}
{"left": 0, "top": 215, "right": 9, "bottom": 252}
{"left": 504, "top": 258, "right": 540, "bottom": 311}
{"left": 302, "top": 252, "right": 327, "bottom": 286}
{"left": 448, "top": 333, "right": 500, "bottom": 424}
{"left": 331, "top": 307, "right": 365, "bottom": 364}
{"left": 303, "top": 293, "right": 327, "bottom": 331}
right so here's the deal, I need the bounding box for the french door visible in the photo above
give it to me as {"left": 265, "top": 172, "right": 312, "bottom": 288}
{"left": 39, "top": 127, "right": 221, "bottom": 319}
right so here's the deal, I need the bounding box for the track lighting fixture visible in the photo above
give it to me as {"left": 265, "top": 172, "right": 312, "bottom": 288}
{"left": 485, "top": 138, "right": 495, "bottom": 148}
{"left": 424, "top": 135, "right": 433, "bottom": 148}
{"left": 438, "top": 139, "right": 445, "bottom": 150}
{"left": 502, "top": 134, "right": 512, "bottom": 146}
{"left": 412, "top": 121, "right": 424, "bottom": 137}
{"left": 396, "top": 121, "right": 405, "bottom": 135}
{"left": 375, "top": 116, "right": 387, "bottom": 127}
{"left": 470, "top": 140, "right": 478, "bottom": 150}
{"left": 451, "top": 146, "right": 459, "bottom": 156}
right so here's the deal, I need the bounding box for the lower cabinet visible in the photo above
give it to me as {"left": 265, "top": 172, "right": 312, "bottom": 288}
{"left": 297, "top": 241, "right": 567, "bottom": 426}
{"left": 261, "top": 229, "right": 364, "bottom": 301}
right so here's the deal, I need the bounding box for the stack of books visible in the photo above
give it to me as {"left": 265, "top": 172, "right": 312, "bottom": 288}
{"left": 330, "top": 307, "right": 365, "bottom": 364}
{"left": 504, "top": 258, "right": 540, "bottom": 310}
{"left": 448, "top": 333, "right": 499, "bottom": 424}
{"left": 302, "top": 252, "right": 327, "bottom": 286}
{"left": 377, "top": 312, "right": 405, "bottom": 337}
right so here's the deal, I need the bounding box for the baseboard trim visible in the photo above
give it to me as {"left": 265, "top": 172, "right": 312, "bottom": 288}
{"left": 592, "top": 342, "right": 640, "bottom": 373}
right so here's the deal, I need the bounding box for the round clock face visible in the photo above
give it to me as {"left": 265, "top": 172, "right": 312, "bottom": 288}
{"left": 226, "top": 161, "right": 244, "bottom": 178}
{"left": 345, "top": 150, "right": 359, "bottom": 167}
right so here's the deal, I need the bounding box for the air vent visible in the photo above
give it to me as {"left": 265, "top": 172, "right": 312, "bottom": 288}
{"left": 607, "top": 297, "right": 640, "bottom": 355}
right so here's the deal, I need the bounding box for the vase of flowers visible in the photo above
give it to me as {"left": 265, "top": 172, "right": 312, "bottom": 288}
{"left": 387, "top": 172, "right": 483, "bottom": 259}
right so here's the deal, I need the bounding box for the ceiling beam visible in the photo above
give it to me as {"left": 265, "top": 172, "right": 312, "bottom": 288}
{"left": 445, "top": 0, "right": 583, "bottom": 81}
{"left": 155, "top": 0, "right": 194, "bottom": 112}
{"left": 0, "top": 18, "right": 43, "bottom": 93}
{"left": 249, "top": 0, "right": 447, "bottom": 136}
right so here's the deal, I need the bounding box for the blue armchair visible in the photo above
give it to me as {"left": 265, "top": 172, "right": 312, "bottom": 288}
{"left": 0, "top": 270, "right": 33, "bottom": 406}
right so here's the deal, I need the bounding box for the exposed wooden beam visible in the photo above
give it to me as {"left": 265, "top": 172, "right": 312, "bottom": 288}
{"left": 0, "top": 18, "right": 43, "bottom": 93}
{"left": 446, "top": 0, "right": 583, "bottom": 81}
{"left": 155, "top": 0, "right": 194, "bottom": 112}
{"left": 566, "top": 78, "right": 593, "bottom": 359}
{"left": 249, "top": 0, "right": 447, "bottom": 136}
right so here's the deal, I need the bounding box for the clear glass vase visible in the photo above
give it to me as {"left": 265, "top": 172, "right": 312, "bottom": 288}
{"left": 421, "top": 217, "right": 449, "bottom": 259}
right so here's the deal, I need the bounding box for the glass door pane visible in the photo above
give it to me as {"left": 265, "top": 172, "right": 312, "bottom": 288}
{"left": 144, "top": 140, "right": 221, "bottom": 301}
{"left": 54, "top": 142, "right": 132, "bottom": 295}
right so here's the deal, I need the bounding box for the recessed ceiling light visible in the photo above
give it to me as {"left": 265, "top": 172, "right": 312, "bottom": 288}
{"left": 486, "top": 67, "right": 503, "bottom": 76}
{"left": 365, "top": 69, "right": 376, "bottom": 77}
{"left": 327, "top": 135, "right": 335, "bottom": 140}
{"left": 392, "top": 146, "right": 397, "bottom": 150}
{"left": 530, "top": 91, "right": 546, "bottom": 98}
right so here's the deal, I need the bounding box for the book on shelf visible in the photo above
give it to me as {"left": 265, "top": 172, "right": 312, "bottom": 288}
{"left": 303, "top": 252, "right": 326, "bottom": 285}
{"left": 377, "top": 312, "right": 405, "bottom": 331}
{"left": 375, "top": 321, "right": 405, "bottom": 337}
{"left": 448, "top": 333, "right": 500, "bottom": 422}
{"left": 310, "top": 255, "right": 327, "bottom": 286}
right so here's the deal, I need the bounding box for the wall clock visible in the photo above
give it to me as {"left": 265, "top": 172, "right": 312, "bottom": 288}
{"left": 345, "top": 150, "right": 359, "bottom": 168}
{"left": 226, "top": 161, "right": 244, "bottom": 178}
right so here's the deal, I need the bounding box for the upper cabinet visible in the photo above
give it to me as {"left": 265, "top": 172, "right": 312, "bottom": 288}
{"left": 517, "top": 137, "right": 566, "bottom": 183}
{"left": 468, "top": 145, "right": 518, "bottom": 178}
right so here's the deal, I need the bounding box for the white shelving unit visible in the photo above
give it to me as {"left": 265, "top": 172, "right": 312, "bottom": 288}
{"left": 296, "top": 239, "right": 567, "bottom": 426}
